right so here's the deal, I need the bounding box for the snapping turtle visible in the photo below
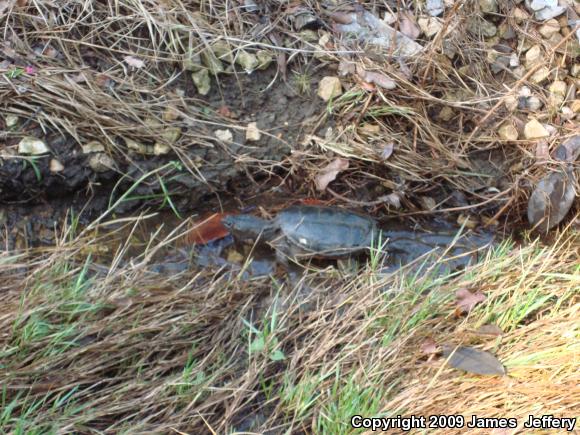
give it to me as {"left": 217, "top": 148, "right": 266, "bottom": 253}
{"left": 221, "top": 205, "right": 378, "bottom": 260}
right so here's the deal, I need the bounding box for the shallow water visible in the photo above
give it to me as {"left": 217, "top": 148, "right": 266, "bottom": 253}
{"left": 130, "top": 211, "right": 496, "bottom": 280}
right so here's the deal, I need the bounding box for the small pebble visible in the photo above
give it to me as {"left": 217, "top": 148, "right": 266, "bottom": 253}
{"left": 18, "top": 137, "right": 50, "bottom": 155}
{"left": 49, "top": 159, "right": 64, "bottom": 173}
{"left": 524, "top": 119, "right": 549, "bottom": 139}
{"left": 246, "top": 122, "right": 261, "bottom": 141}
{"left": 498, "top": 123, "right": 519, "bottom": 141}
{"left": 317, "top": 76, "right": 342, "bottom": 102}
{"left": 215, "top": 129, "right": 233, "bottom": 143}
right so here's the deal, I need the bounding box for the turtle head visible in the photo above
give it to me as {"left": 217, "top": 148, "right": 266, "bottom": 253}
{"left": 222, "top": 214, "right": 275, "bottom": 241}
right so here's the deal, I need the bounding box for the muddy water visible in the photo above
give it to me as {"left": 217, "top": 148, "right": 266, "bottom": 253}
{"left": 95, "top": 208, "right": 496, "bottom": 281}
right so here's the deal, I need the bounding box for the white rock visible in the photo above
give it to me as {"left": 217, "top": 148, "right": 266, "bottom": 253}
{"left": 547, "top": 32, "right": 563, "bottom": 47}
{"left": 426, "top": 0, "right": 445, "bottom": 16}
{"left": 509, "top": 53, "right": 520, "bottom": 67}
{"left": 518, "top": 86, "right": 532, "bottom": 98}
{"left": 529, "top": 0, "right": 551, "bottom": 12}
{"left": 89, "top": 153, "right": 115, "bottom": 172}
{"left": 418, "top": 17, "right": 443, "bottom": 38}
{"left": 539, "top": 19, "right": 560, "bottom": 38}
{"left": 236, "top": 50, "right": 259, "bottom": 73}
{"left": 480, "top": 20, "right": 497, "bottom": 37}
{"left": 548, "top": 80, "right": 567, "bottom": 106}
{"left": 18, "top": 136, "right": 49, "bottom": 155}
{"left": 544, "top": 124, "right": 557, "bottom": 135}
{"left": 524, "top": 119, "right": 549, "bottom": 139}
{"left": 527, "top": 96, "right": 543, "bottom": 111}
{"left": 499, "top": 123, "right": 519, "bottom": 141}
{"left": 504, "top": 95, "right": 519, "bottom": 112}
{"left": 525, "top": 45, "right": 542, "bottom": 67}
{"left": 479, "top": 0, "right": 498, "bottom": 13}
{"left": 161, "top": 127, "right": 181, "bottom": 145}
{"left": 317, "top": 76, "right": 342, "bottom": 102}
{"left": 383, "top": 12, "right": 397, "bottom": 24}
{"left": 215, "top": 129, "right": 233, "bottom": 143}
{"left": 535, "top": 6, "right": 566, "bottom": 21}
{"left": 192, "top": 69, "right": 211, "bottom": 96}
{"left": 49, "top": 159, "right": 64, "bottom": 173}
{"left": 82, "top": 141, "right": 105, "bottom": 154}
{"left": 125, "top": 138, "right": 148, "bottom": 154}
{"left": 5, "top": 114, "right": 18, "bottom": 128}
{"left": 153, "top": 143, "right": 171, "bottom": 155}
{"left": 256, "top": 50, "right": 273, "bottom": 70}
{"left": 560, "top": 106, "right": 574, "bottom": 119}
{"left": 526, "top": 0, "right": 566, "bottom": 20}
{"left": 549, "top": 80, "right": 567, "bottom": 96}
{"left": 513, "top": 7, "right": 530, "bottom": 23}
{"left": 530, "top": 66, "right": 550, "bottom": 84}
{"left": 246, "top": 122, "right": 261, "bottom": 141}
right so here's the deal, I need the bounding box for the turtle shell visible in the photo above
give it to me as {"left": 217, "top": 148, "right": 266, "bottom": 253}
{"left": 275, "top": 205, "right": 377, "bottom": 257}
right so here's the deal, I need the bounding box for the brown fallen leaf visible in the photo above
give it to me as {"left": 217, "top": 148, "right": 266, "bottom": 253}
{"left": 184, "top": 213, "right": 231, "bottom": 245}
{"left": 327, "top": 11, "right": 354, "bottom": 24}
{"left": 420, "top": 338, "right": 439, "bottom": 355}
{"left": 124, "top": 55, "right": 145, "bottom": 69}
{"left": 442, "top": 345, "right": 506, "bottom": 376}
{"left": 315, "top": 157, "right": 349, "bottom": 191}
{"left": 362, "top": 71, "right": 397, "bottom": 90}
{"left": 527, "top": 167, "right": 576, "bottom": 233}
{"left": 456, "top": 288, "right": 486, "bottom": 315}
{"left": 398, "top": 11, "right": 420, "bottom": 40}
{"left": 535, "top": 140, "right": 550, "bottom": 161}
{"left": 474, "top": 324, "right": 503, "bottom": 337}
{"left": 217, "top": 105, "right": 234, "bottom": 118}
{"left": 356, "top": 66, "right": 397, "bottom": 90}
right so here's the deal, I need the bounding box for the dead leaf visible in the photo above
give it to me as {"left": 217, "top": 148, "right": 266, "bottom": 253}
{"left": 456, "top": 288, "right": 486, "bottom": 315}
{"left": 420, "top": 338, "right": 439, "bottom": 355}
{"left": 315, "top": 158, "right": 349, "bottom": 191}
{"left": 360, "top": 81, "right": 376, "bottom": 92}
{"left": 553, "top": 135, "right": 580, "bottom": 162}
{"left": 442, "top": 345, "right": 506, "bottom": 376}
{"left": 381, "top": 143, "right": 394, "bottom": 160}
{"left": 298, "top": 198, "right": 326, "bottom": 206}
{"left": 124, "top": 55, "right": 145, "bottom": 69}
{"left": 184, "top": 213, "right": 231, "bottom": 245}
{"left": 360, "top": 124, "right": 380, "bottom": 135}
{"left": 361, "top": 71, "right": 397, "bottom": 90}
{"left": 328, "top": 11, "right": 354, "bottom": 24}
{"left": 474, "top": 324, "right": 503, "bottom": 337}
{"left": 95, "top": 73, "right": 113, "bottom": 88}
{"left": 535, "top": 140, "right": 550, "bottom": 161}
{"left": 398, "top": 11, "right": 420, "bottom": 40}
{"left": 217, "top": 105, "right": 234, "bottom": 118}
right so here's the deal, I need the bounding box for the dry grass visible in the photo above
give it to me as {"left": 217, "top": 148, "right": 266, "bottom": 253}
{"left": 0, "top": 214, "right": 578, "bottom": 433}
{"left": 2, "top": 1, "right": 577, "bottom": 219}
